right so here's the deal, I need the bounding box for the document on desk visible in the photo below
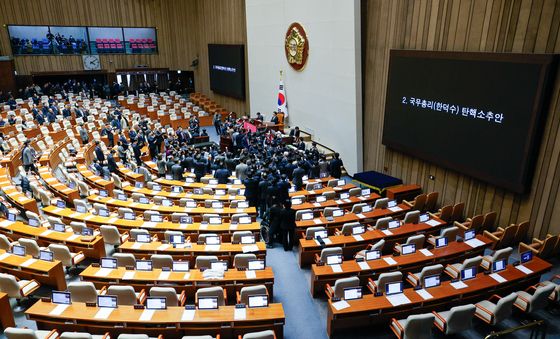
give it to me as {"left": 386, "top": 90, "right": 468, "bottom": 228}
{"left": 40, "top": 230, "right": 53, "bottom": 236}
{"left": 49, "top": 304, "right": 69, "bottom": 316}
{"left": 331, "top": 264, "right": 343, "bottom": 273}
{"left": 308, "top": 190, "right": 316, "bottom": 195}
{"left": 358, "top": 196, "right": 367, "bottom": 201}
{"left": 450, "top": 281, "right": 468, "bottom": 289}
{"left": 313, "top": 203, "right": 321, "bottom": 207}
{"left": 94, "top": 307, "right": 114, "bottom": 319}
{"left": 356, "top": 213, "right": 366, "bottom": 219}
{"left": 139, "top": 309, "right": 155, "bottom": 321}
{"left": 123, "top": 271, "right": 135, "bottom": 280}
{"left": 425, "top": 219, "right": 440, "bottom": 227}
{"left": 182, "top": 309, "right": 196, "bottom": 321}
{"left": 388, "top": 206, "right": 403, "bottom": 212}
{"left": 419, "top": 249, "right": 433, "bottom": 257}
{"left": 132, "top": 242, "right": 143, "bottom": 249}
{"left": 331, "top": 300, "right": 350, "bottom": 311}
{"left": 205, "top": 245, "right": 220, "bottom": 252}
{"left": 381, "top": 230, "right": 393, "bottom": 236}
{"left": 84, "top": 215, "right": 95, "bottom": 221}
{"left": 199, "top": 224, "right": 208, "bottom": 230}
{"left": 315, "top": 238, "right": 332, "bottom": 246}
{"left": 415, "top": 289, "right": 433, "bottom": 300}
{"left": 95, "top": 268, "right": 112, "bottom": 277}
{"left": 183, "top": 272, "right": 191, "bottom": 280}
{"left": 383, "top": 257, "right": 397, "bottom": 265}
{"left": 313, "top": 219, "right": 322, "bottom": 225}
{"left": 335, "top": 200, "right": 343, "bottom": 204}
{"left": 21, "top": 259, "right": 37, "bottom": 267}
{"left": 229, "top": 224, "right": 238, "bottom": 230}
{"left": 387, "top": 293, "right": 411, "bottom": 306}
{"left": 108, "top": 217, "right": 119, "bottom": 224}
{"left": 67, "top": 234, "right": 80, "bottom": 241}
{"left": 234, "top": 308, "right": 247, "bottom": 320}
{"left": 142, "top": 222, "right": 156, "bottom": 228}
{"left": 515, "top": 265, "right": 533, "bottom": 275}
{"left": 157, "top": 244, "right": 170, "bottom": 251}
{"left": 158, "top": 271, "right": 171, "bottom": 280}
{"left": 358, "top": 261, "right": 370, "bottom": 270}
{"left": 246, "top": 270, "right": 257, "bottom": 279}
{"left": 51, "top": 207, "right": 63, "bottom": 213}
{"left": 0, "top": 220, "right": 14, "bottom": 228}
{"left": 353, "top": 235, "right": 364, "bottom": 241}
{"left": 465, "top": 238, "right": 485, "bottom": 248}
{"left": 0, "top": 253, "right": 10, "bottom": 261}
{"left": 175, "top": 243, "right": 191, "bottom": 249}
{"left": 242, "top": 245, "right": 259, "bottom": 253}
{"left": 69, "top": 213, "right": 82, "bottom": 218}
{"left": 490, "top": 273, "right": 507, "bottom": 283}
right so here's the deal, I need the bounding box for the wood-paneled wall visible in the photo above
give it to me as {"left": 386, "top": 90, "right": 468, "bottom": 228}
{"left": 363, "top": 0, "right": 560, "bottom": 238}
{"left": 0, "top": 0, "right": 248, "bottom": 113}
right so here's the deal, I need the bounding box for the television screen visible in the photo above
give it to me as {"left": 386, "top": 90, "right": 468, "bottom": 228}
{"left": 124, "top": 27, "right": 157, "bottom": 54}
{"left": 208, "top": 44, "right": 245, "bottom": 99}
{"left": 8, "top": 25, "right": 52, "bottom": 55}
{"left": 88, "top": 27, "right": 125, "bottom": 54}
{"left": 382, "top": 50, "right": 556, "bottom": 193}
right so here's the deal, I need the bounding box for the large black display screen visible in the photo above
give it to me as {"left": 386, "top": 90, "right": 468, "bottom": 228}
{"left": 382, "top": 50, "right": 556, "bottom": 193}
{"left": 208, "top": 44, "right": 245, "bottom": 99}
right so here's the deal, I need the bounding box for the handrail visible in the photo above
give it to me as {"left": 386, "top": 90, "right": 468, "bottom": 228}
{"left": 484, "top": 320, "right": 546, "bottom": 339}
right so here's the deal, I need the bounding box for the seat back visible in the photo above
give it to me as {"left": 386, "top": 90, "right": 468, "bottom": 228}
{"left": 490, "top": 247, "right": 513, "bottom": 265}
{"left": 341, "top": 222, "right": 362, "bottom": 236}
{"left": 482, "top": 211, "right": 497, "bottom": 231}
{"left": 18, "top": 238, "right": 40, "bottom": 257}
{"left": 239, "top": 285, "right": 267, "bottom": 304}
{"left": 526, "top": 284, "right": 556, "bottom": 313}
{"left": 438, "top": 205, "right": 453, "bottom": 222}
{"left": 0, "top": 273, "right": 22, "bottom": 298}
{"left": 373, "top": 217, "right": 392, "bottom": 230}
{"left": 295, "top": 209, "right": 313, "bottom": 221}
{"left": 164, "top": 230, "right": 183, "bottom": 242}
{"left": 348, "top": 187, "right": 361, "bottom": 197}
{"left": 451, "top": 202, "right": 465, "bottom": 223}
{"left": 439, "top": 226, "right": 459, "bottom": 241}
{"left": 196, "top": 286, "right": 225, "bottom": 306}
{"left": 231, "top": 213, "right": 250, "bottom": 223}
{"left": 373, "top": 198, "right": 389, "bottom": 209}
{"left": 305, "top": 226, "right": 326, "bottom": 239}
{"left": 150, "top": 287, "right": 179, "bottom": 306}
{"left": 493, "top": 292, "right": 517, "bottom": 324}
{"left": 460, "top": 256, "right": 483, "bottom": 271}
{"left": 130, "top": 228, "right": 150, "bottom": 241}
{"left": 403, "top": 210, "right": 420, "bottom": 224}
{"left": 425, "top": 192, "right": 439, "bottom": 212}
{"left": 444, "top": 304, "right": 476, "bottom": 334}
{"left": 107, "top": 285, "right": 137, "bottom": 305}
{"left": 117, "top": 335, "right": 150, "bottom": 339}
{"left": 113, "top": 253, "right": 136, "bottom": 267}
{"left": 234, "top": 253, "right": 257, "bottom": 269}
{"left": 69, "top": 222, "right": 86, "bottom": 234}
{"left": 319, "top": 247, "right": 343, "bottom": 263}
{"left": 333, "top": 276, "right": 360, "bottom": 299}
{"left": 4, "top": 327, "right": 40, "bottom": 339}
{"left": 232, "top": 231, "right": 253, "bottom": 243}
{"left": 323, "top": 207, "right": 338, "bottom": 218}
{"left": 411, "top": 193, "right": 427, "bottom": 211}
{"left": 322, "top": 191, "right": 336, "bottom": 200}
{"left": 48, "top": 244, "right": 73, "bottom": 266}
{"left": 195, "top": 255, "right": 218, "bottom": 269}
{"left": 496, "top": 224, "right": 518, "bottom": 249}
{"left": 371, "top": 239, "right": 385, "bottom": 251}
{"left": 171, "top": 213, "right": 189, "bottom": 223}
{"left": 375, "top": 272, "right": 402, "bottom": 292}
{"left": 242, "top": 331, "right": 275, "bottom": 339}
{"left": 59, "top": 332, "right": 92, "bottom": 339}
{"left": 151, "top": 254, "right": 173, "bottom": 269}
{"left": 405, "top": 234, "right": 425, "bottom": 249}
{"left": 514, "top": 221, "right": 530, "bottom": 244}
{"left": 67, "top": 282, "right": 98, "bottom": 303}
{"left": 538, "top": 235, "right": 559, "bottom": 258}
{"left": 100, "top": 225, "right": 122, "bottom": 245}
{"left": 350, "top": 203, "right": 366, "bottom": 214}
{"left": 418, "top": 264, "right": 443, "bottom": 287}
{"left": 118, "top": 207, "right": 134, "bottom": 218}
{"left": 468, "top": 214, "right": 485, "bottom": 233}
{"left": 402, "top": 313, "right": 435, "bottom": 339}
{"left": 0, "top": 234, "right": 12, "bottom": 251}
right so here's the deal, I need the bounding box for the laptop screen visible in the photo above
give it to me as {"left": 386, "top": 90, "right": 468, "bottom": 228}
{"left": 210, "top": 261, "right": 228, "bottom": 271}
{"left": 209, "top": 217, "right": 222, "bottom": 225}
{"left": 52, "top": 291, "right": 71, "bottom": 305}
{"left": 248, "top": 259, "right": 265, "bottom": 270}
{"left": 172, "top": 261, "right": 189, "bottom": 272}
{"left": 521, "top": 250, "right": 533, "bottom": 264}
{"left": 135, "top": 182, "right": 144, "bottom": 188}
{"left": 301, "top": 212, "right": 313, "bottom": 221}
{"left": 124, "top": 212, "right": 135, "bottom": 220}
{"left": 337, "top": 179, "right": 345, "bottom": 186}
{"left": 146, "top": 297, "right": 167, "bottom": 310}
{"left": 241, "top": 235, "right": 255, "bottom": 244}
{"left": 419, "top": 213, "right": 429, "bottom": 223}
{"left": 99, "top": 190, "right": 108, "bottom": 197}
{"left": 464, "top": 229, "right": 476, "bottom": 241}
{"left": 388, "top": 220, "right": 400, "bottom": 229}
{"left": 340, "top": 192, "right": 350, "bottom": 199}
{"left": 12, "top": 245, "right": 25, "bottom": 256}
{"left": 28, "top": 218, "right": 39, "bottom": 227}
{"left": 82, "top": 227, "right": 93, "bottom": 236}
{"left": 239, "top": 216, "right": 252, "bottom": 224}
{"left": 385, "top": 282, "right": 403, "bottom": 295}
{"left": 343, "top": 287, "right": 362, "bottom": 300}
{"left": 387, "top": 200, "right": 397, "bottom": 208}
{"left": 205, "top": 236, "right": 220, "bottom": 245}
{"left": 97, "top": 295, "right": 118, "bottom": 308}
{"left": 101, "top": 257, "right": 117, "bottom": 269}
{"left": 492, "top": 259, "right": 507, "bottom": 273}
{"left": 76, "top": 205, "right": 87, "bottom": 213}
{"left": 316, "top": 196, "right": 327, "bottom": 203}
{"left": 315, "top": 230, "right": 328, "bottom": 239}
{"left": 291, "top": 198, "right": 303, "bottom": 205}
{"left": 135, "top": 260, "right": 153, "bottom": 271}
{"left": 117, "top": 194, "right": 127, "bottom": 201}
{"left": 233, "top": 179, "right": 242, "bottom": 185}
{"left": 313, "top": 183, "right": 323, "bottom": 190}
{"left": 186, "top": 178, "right": 195, "bottom": 183}
{"left": 435, "top": 237, "right": 448, "bottom": 248}
{"left": 208, "top": 179, "right": 218, "bottom": 185}
{"left": 352, "top": 225, "right": 366, "bottom": 235}
{"left": 461, "top": 267, "right": 477, "bottom": 281}
{"left": 98, "top": 209, "right": 110, "bottom": 217}
{"left": 53, "top": 223, "right": 66, "bottom": 232}
{"left": 152, "top": 184, "right": 162, "bottom": 191}
{"left": 215, "top": 189, "right": 226, "bottom": 196}
{"left": 139, "top": 197, "right": 150, "bottom": 204}
{"left": 186, "top": 201, "right": 197, "bottom": 208}
{"left": 365, "top": 250, "right": 381, "bottom": 261}
{"left": 248, "top": 295, "right": 268, "bottom": 308}
{"left": 198, "top": 297, "right": 218, "bottom": 310}
{"left": 56, "top": 200, "right": 66, "bottom": 208}
{"left": 7, "top": 213, "right": 16, "bottom": 222}
{"left": 423, "top": 274, "right": 441, "bottom": 289}
{"left": 211, "top": 201, "right": 224, "bottom": 209}
{"left": 162, "top": 199, "right": 173, "bottom": 207}
{"left": 136, "top": 234, "right": 151, "bottom": 243}
{"left": 180, "top": 216, "right": 193, "bottom": 224}
{"left": 326, "top": 254, "right": 343, "bottom": 265}
{"left": 171, "top": 186, "right": 182, "bottom": 193}
{"left": 39, "top": 250, "right": 53, "bottom": 262}
{"left": 361, "top": 189, "right": 371, "bottom": 196}
{"left": 401, "top": 244, "right": 416, "bottom": 255}
{"left": 170, "top": 235, "right": 184, "bottom": 244}
{"left": 332, "top": 209, "right": 344, "bottom": 217}
{"left": 361, "top": 205, "right": 372, "bottom": 213}
{"left": 151, "top": 214, "right": 163, "bottom": 222}
{"left": 193, "top": 188, "right": 203, "bottom": 195}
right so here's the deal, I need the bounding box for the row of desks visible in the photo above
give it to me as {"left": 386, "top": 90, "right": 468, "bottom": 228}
{"left": 118, "top": 241, "right": 266, "bottom": 260}
{"left": 0, "top": 249, "right": 67, "bottom": 290}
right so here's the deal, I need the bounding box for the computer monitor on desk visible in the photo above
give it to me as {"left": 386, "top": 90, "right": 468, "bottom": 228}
{"left": 326, "top": 254, "right": 343, "bottom": 265}
{"left": 198, "top": 296, "right": 218, "bottom": 310}
{"left": 52, "top": 291, "right": 71, "bottom": 305}
{"left": 492, "top": 259, "right": 507, "bottom": 273}
{"left": 365, "top": 250, "right": 381, "bottom": 261}
{"left": 146, "top": 297, "right": 166, "bottom": 310}
{"left": 343, "top": 287, "right": 362, "bottom": 300}
{"left": 385, "top": 281, "right": 403, "bottom": 295}
{"left": 461, "top": 267, "right": 477, "bottom": 281}
{"left": 98, "top": 295, "right": 118, "bottom": 308}
{"left": 423, "top": 274, "right": 441, "bottom": 289}
{"left": 401, "top": 244, "right": 416, "bottom": 255}
{"left": 101, "top": 257, "right": 117, "bottom": 269}
{"left": 248, "top": 295, "right": 268, "bottom": 308}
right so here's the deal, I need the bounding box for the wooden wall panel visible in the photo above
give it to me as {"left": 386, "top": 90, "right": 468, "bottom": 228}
{"left": 363, "top": 0, "right": 560, "bottom": 238}
{"left": 0, "top": 0, "right": 248, "bottom": 113}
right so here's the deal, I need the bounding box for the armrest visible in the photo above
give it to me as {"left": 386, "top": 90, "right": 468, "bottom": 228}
{"left": 497, "top": 226, "right": 505, "bottom": 232}
{"left": 428, "top": 212, "right": 439, "bottom": 218}
{"left": 525, "top": 285, "right": 538, "bottom": 293}
{"left": 334, "top": 228, "right": 341, "bottom": 236}
{"left": 518, "top": 242, "right": 538, "bottom": 254}
{"left": 446, "top": 264, "right": 460, "bottom": 273}
{"left": 314, "top": 253, "right": 321, "bottom": 264}
{"left": 483, "top": 231, "right": 499, "bottom": 242}
{"left": 223, "top": 288, "right": 228, "bottom": 304}
{"left": 45, "top": 329, "right": 59, "bottom": 339}
{"left": 121, "top": 232, "right": 130, "bottom": 243}
{"left": 20, "top": 279, "right": 40, "bottom": 296}
{"left": 137, "top": 289, "right": 147, "bottom": 304}
{"left": 402, "top": 200, "right": 413, "bottom": 207}
{"left": 391, "top": 318, "right": 404, "bottom": 331}
{"left": 325, "top": 284, "right": 335, "bottom": 299}
{"left": 551, "top": 274, "right": 560, "bottom": 283}
{"left": 432, "top": 311, "right": 447, "bottom": 331}
{"left": 466, "top": 217, "right": 473, "bottom": 222}
{"left": 101, "top": 333, "right": 111, "bottom": 339}
{"left": 99, "top": 286, "right": 107, "bottom": 295}
{"left": 236, "top": 291, "right": 241, "bottom": 304}
{"left": 489, "top": 294, "right": 502, "bottom": 303}
{"left": 454, "top": 221, "right": 468, "bottom": 231}
{"left": 151, "top": 235, "right": 159, "bottom": 242}
{"left": 532, "top": 238, "right": 544, "bottom": 244}
{"left": 475, "top": 304, "right": 494, "bottom": 318}
{"left": 178, "top": 290, "right": 186, "bottom": 306}
{"left": 516, "top": 294, "right": 530, "bottom": 304}
{"left": 367, "top": 277, "right": 377, "bottom": 294}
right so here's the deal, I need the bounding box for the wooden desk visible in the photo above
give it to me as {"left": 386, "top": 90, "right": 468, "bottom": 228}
{"left": 26, "top": 301, "right": 285, "bottom": 339}
{"left": 87, "top": 195, "right": 257, "bottom": 219}
{"left": 118, "top": 241, "right": 266, "bottom": 262}
{"left": 154, "top": 178, "right": 245, "bottom": 191}
{"left": 309, "top": 235, "right": 492, "bottom": 296}
{"left": 0, "top": 293, "right": 15, "bottom": 330}
{"left": 0, "top": 249, "right": 67, "bottom": 290}
{"left": 326, "top": 257, "right": 551, "bottom": 337}
{"left": 385, "top": 184, "right": 422, "bottom": 202}
{"left": 39, "top": 166, "right": 80, "bottom": 204}
{"left": 0, "top": 218, "right": 106, "bottom": 259}
{"left": 295, "top": 204, "right": 411, "bottom": 234}
{"left": 76, "top": 163, "right": 114, "bottom": 195}
{"left": 289, "top": 184, "right": 356, "bottom": 198}
{"left": 0, "top": 167, "right": 39, "bottom": 214}
{"left": 121, "top": 186, "right": 246, "bottom": 204}
{"left": 298, "top": 216, "right": 445, "bottom": 267}
{"left": 292, "top": 193, "right": 380, "bottom": 211}
{"left": 80, "top": 266, "right": 275, "bottom": 302}
{"left": 41, "top": 206, "right": 260, "bottom": 242}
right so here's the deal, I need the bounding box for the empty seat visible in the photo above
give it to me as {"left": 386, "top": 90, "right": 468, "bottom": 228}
{"left": 305, "top": 226, "right": 326, "bottom": 239}
{"left": 240, "top": 331, "right": 275, "bottom": 339}
{"left": 514, "top": 284, "right": 555, "bottom": 313}
{"left": 484, "top": 224, "right": 518, "bottom": 250}
{"left": 480, "top": 247, "right": 512, "bottom": 271}
{"left": 368, "top": 272, "right": 402, "bottom": 294}
{"left": 130, "top": 228, "right": 150, "bottom": 241}
{"left": 350, "top": 203, "right": 367, "bottom": 214}
{"left": 444, "top": 256, "right": 482, "bottom": 280}
{"left": 47, "top": 244, "right": 85, "bottom": 268}
{"left": 232, "top": 231, "right": 253, "bottom": 243}
{"left": 406, "top": 264, "right": 443, "bottom": 288}
{"left": 373, "top": 198, "right": 389, "bottom": 209}
{"left": 403, "top": 210, "right": 420, "bottom": 224}
{"left": 373, "top": 217, "right": 392, "bottom": 230}
{"left": 67, "top": 282, "right": 99, "bottom": 303}
{"left": 355, "top": 239, "right": 385, "bottom": 259}
{"left": 195, "top": 255, "right": 218, "bottom": 269}
{"left": 427, "top": 226, "right": 459, "bottom": 246}
{"left": 237, "top": 284, "right": 268, "bottom": 304}
{"left": 100, "top": 225, "right": 129, "bottom": 245}
{"left": 113, "top": 253, "right": 136, "bottom": 267}
{"left": 107, "top": 285, "right": 146, "bottom": 305}
{"left": 151, "top": 254, "right": 173, "bottom": 269}
{"left": 394, "top": 234, "right": 425, "bottom": 254}
{"left": 433, "top": 304, "right": 476, "bottom": 335}
{"left": 233, "top": 253, "right": 257, "bottom": 269}
{"left": 403, "top": 193, "right": 427, "bottom": 211}
{"left": 390, "top": 313, "right": 435, "bottom": 339}
{"left": 474, "top": 292, "right": 517, "bottom": 325}
{"left": 519, "top": 234, "right": 558, "bottom": 259}
{"left": 325, "top": 276, "right": 360, "bottom": 299}
{"left": 195, "top": 286, "right": 225, "bottom": 306}
{"left": 0, "top": 273, "right": 40, "bottom": 302}
{"left": 149, "top": 286, "right": 186, "bottom": 307}
{"left": 18, "top": 238, "right": 44, "bottom": 258}
{"left": 4, "top": 328, "right": 58, "bottom": 339}
{"left": 316, "top": 247, "right": 343, "bottom": 264}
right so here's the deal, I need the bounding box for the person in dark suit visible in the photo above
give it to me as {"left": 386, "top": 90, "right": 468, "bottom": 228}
{"left": 271, "top": 112, "right": 279, "bottom": 124}
{"left": 329, "top": 153, "right": 344, "bottom": 179}
{"left": 194, "top": 156, "right": 207, "bottom": 182}
{"left": 101, "top": 124, "right": 114, "bottom": 148}
{"left": 94, "top": 141, "right": 105, "bottom": 163}
{"left": 243, "top": 173, "right": 260, "bottom": 208}
{"left": 214, "top": 162, "right": 231, "bottom": 184}
{"left": 280, "top": 200, "right": 296, "bottom": 251}
{"left": 132, "top": 141, "right": 142, "bottom": 166}
{"left": 172, "top": 162, "right": 183, "bottom": 180}
{"left": 292, "top": 162, "right": 306, "bottom": 191}
{"left": 267, "top": 201, "right": 283, "bottom": 248}
{"left": 107, "top": 150, "right": 118, "bottom": 173}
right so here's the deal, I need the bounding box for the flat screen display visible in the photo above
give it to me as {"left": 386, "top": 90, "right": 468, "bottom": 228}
{"left": 383, "top": 50, "right": 557, "bottom": 193}
{"left": 208, "top": 44, "right": 246, "bottom": 99}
